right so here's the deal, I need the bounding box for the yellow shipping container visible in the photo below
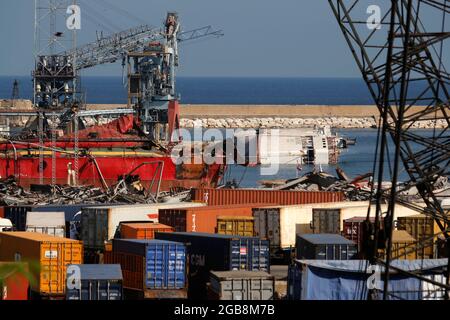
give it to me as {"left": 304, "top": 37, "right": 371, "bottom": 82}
{"left": 216, "top": 216, "right": 255, "bottom": 237}
{"left": 379, "top": 230, "right": 418, "bottom": 260}
{"left": 0, "top": 232, "right": 83, "bottom": 296}
{"left": 397, "top": 214, "right": 440, "bottom": 258}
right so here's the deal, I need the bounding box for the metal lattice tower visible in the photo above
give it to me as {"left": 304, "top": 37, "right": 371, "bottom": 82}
{"left": 328, "top": 0, "right": 450, "bottom": 299}
{"left": 34, "top": 0, "right": 78, "bottom": 109}
{"left": 34, "top": 0, "right": 79, "bottom": 184}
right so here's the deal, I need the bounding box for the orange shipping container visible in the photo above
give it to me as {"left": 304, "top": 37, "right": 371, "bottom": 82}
{"left": 120, "top": 222, "right": 174, "bottom": 239}
{"left": 191, "top": 189, "right": 344, "bottom": 206}
{"left": 159, "top": 204, "right": 266, "bottom": 233}
{"left": 0, "top": 232, "right": 83, "bottom": 296}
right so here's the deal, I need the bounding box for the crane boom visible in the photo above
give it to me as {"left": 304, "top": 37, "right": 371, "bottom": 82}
{"left": 63, "top": 25, "right": 223, "bottom": 70}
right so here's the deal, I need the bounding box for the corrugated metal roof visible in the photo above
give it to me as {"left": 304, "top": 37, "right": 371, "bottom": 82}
{"left": 72, "top": 264, "right": 123, "bottom": 280}
{"left": 113, "top": 239, "right": 183, "bottom": 245}
{"left": 296, "top": 259, "right": 448, "bottom": 273}
{"left": 211, "top": 271, "right": 273, "bottom": 280}
{"left": 167, "top": 232, "right": 259, "bottom": 240}
{"left": 299, "top": 233, "right": 355, "bottom": 245}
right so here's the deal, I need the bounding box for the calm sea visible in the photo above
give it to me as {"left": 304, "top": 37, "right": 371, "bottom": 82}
{"left": 1, "top": 76, "right": 374, "bottom": 105}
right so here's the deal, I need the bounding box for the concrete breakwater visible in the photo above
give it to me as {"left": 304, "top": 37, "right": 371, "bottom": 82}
{"left": 179, "top": 117, "right": 447, "bottom": 129}
{"left": 0, "top": 101, "right": 447, "bottom": 129}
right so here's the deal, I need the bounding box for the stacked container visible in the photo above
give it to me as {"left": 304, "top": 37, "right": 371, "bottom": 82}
{"left": 3, "top": 206, "right": 33, "bottom": 231}
{"left": 379, "top": 230, "right": 418, "bottom": 260}
{"left": 105, "top": 239, "right": 188, "bottom": 299}
{"left": 191, "top": 188, "right": 344, "bottom": 206}
{"left": 0, "top": 232, "right": 83, "bottom": 298}
{"left": 253, "top": 206, "right": 311, "bottom": 260}
{"left": 343, "top": 217, "right": 375, "bottom": 251}
{"left": 25, "top": 211, "right": 66, "bottom": 238}
{"left": 66, "top": 264, "right": 123, "bottom": 300}
{"left": 216, "top": 216, "right": 255, "bottom": 236}
{"left": 120, "top": 222, "right": 174, "bottom": 239}
{"left": 397, "top": 214, "right": 439, "bottom": 258}
{"left": 80, "top": 202, "right": 205, "bottom": 252}
{"left": 296, "top": 234, "right": 357, "bottom": 260}
{"left": 158, "top": 204, "right": 259, "bottom": 233}
{"left": 207, "top": 271, "right": 274, "bottom": 300}
{"left": 155, "top": 232, "right": 270, "bottom": 299}
{"left": 312, "top": 208, "right": 340, "bottom": 234}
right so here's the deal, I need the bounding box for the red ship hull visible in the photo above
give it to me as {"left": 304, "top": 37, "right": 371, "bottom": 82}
{"left": 0, "top": 154, "right": 224, "bottom": 190}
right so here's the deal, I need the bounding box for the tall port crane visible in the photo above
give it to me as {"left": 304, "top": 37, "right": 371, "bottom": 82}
{"left": 31, "top": 0, "right": 223, "bottom": 186}
{"left": 328, "top": 0, "right": 449, "bottom": 299}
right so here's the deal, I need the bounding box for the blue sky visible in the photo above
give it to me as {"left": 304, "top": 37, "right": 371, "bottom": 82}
{"left": 0, "top": 0, "right": 447, "bottom": 78}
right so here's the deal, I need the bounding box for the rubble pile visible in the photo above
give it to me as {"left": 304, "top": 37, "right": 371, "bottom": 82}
{"left": 261, "top": 170, "right": 373, "bottom": 201}
{"left": 0, "top": 177, "right": 190, "bottom": 206}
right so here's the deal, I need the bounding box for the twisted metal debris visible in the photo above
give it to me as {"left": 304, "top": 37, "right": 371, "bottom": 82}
{"left": 0, "top": 177, "right": 190, "bottom": 206}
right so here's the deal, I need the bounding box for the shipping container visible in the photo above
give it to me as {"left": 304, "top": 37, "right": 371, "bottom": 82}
{"left": 66, "top": 264, "right": 123, "bottom": 300}
{"left": 4, "top": 204, "right": 108, "bottom": 238}
{"left": 207, "top": 271, "right": 274, "bottom": 300}
{"left": 0, "top": 232, "right": 83, "bottom": 296}
{"left": 81, "top": 202, "right": 205, "bottom": 250}
{"left": 155, "top": 232, "right": 270, "bottom": 299}
{"left": 343, "top": 217, "right": 375, "bottom": 251}
{"left": 191, "top": 188, "right": 344, "bottom": 206}
{"left": 287, "top": 259, "right": 448, "bottom": 300}
{"left": 31, "top": 204, "right": 112, "bottom": 239}
{"left": 0, "top": 262, "right": 29, "bottom": 300}
{"left": 216, "top": 216, "right": 255, "bottom": 237}
{"left": 26, "top": 211, "right": 65, "bottom": 238}
{"left": 253, "top": 206, "right": 313, "bottom": 260}
{"left": 3, "top": 206, "right": 33, "bottom": 231}
{"left": 312, "top": 209, "right": 340, "bottom": 234}
{"left": 296, "top": 234, "right": 357, "bottom": 260}
{"left": 251, "top": 201, "right": 419, "bottom": 235}
{"left": 378, "top": 230, "right": 418, "bottom": 260}
{"left": 106, "top": 239, "right": 187, "bottom": 299}
{"left": 159, "top": 204, "right": 260, "bottom": 233}
{"left": 397, "top": 215, "right": 439, "bottom": 258}
{"left": 120, "top": 222, "right": 174, "bottom": 239}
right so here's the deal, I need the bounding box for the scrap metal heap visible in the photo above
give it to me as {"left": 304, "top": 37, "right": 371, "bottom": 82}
{"left": 0, "top": 176, "right": 191, "bottom": 206}
{"left": 328, "top": 0, "right": 450, "bottom": 299}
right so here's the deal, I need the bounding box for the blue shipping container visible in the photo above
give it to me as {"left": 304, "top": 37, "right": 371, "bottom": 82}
{"left": 112, "top": 239, "right": 187, "bottom": 290}
{"left": 154, "top": 232, "right": 270, "bottom": 299}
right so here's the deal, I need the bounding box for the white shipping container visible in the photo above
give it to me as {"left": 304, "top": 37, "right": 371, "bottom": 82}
{"left": 26, "top": 211, "right": 66, "bottom": 238}
{"left": 81, "top": 202, "right": 206, "bottom": 249}
{"left": 254, "top": 201, "right": 420, "bottom": 252}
